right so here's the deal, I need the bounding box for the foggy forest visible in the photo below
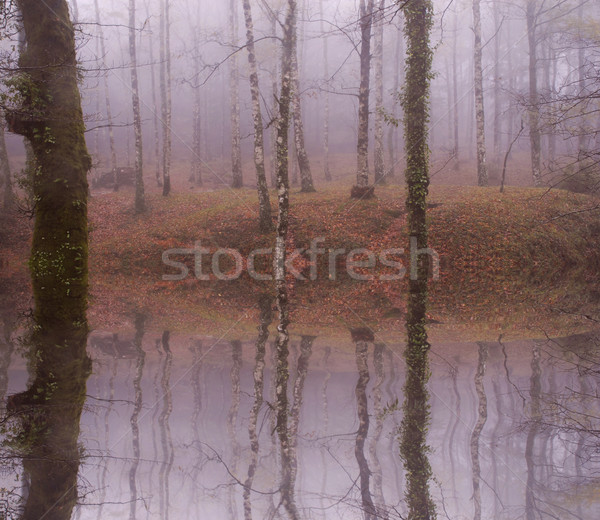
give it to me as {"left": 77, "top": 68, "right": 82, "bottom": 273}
{"left": 0, "top": 0, "right": 600, "bottom": 519}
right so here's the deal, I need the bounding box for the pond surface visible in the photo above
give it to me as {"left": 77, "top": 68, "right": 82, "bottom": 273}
{"left": 1, "top": 320, "right": 599, "bottom": 519}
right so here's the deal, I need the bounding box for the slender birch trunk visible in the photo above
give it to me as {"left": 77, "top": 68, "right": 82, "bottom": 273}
{"left": 242, "top": 0, "right": 273, "bottom": 233}
{"left": 291, "top": 6, "right": 315, "bottom": 193}
{"left": 387, "top": 22, "right": 402, "bottom": 179}
{"left": 373, "top": 0, "right": 385, "bottom": 185}
{"left": 356, "top": 0, "right": 375, "bottom": 188}
{"left": 94, "top": 0, "right": 117, "bottom": 176}
{"left": 493, "top": 2, "right": 501, "bottom": 163}
{"left": 270, "top": 13, "right": 279, "bottom": 188}
{"left": 473, "top": 0, "right": 488, "bottom": 186}
{"left": 229, "top": 0, "right": 243, "bottom": 188}
{"left": 320, "top": 0, "right": 332, "bottom": 181}
{"left": 190, "top": 35, "right": 203, "bottom": 186}
{"left": 160, "top": 0, "right": 173, "bottom": 195}
{"left": 0, "top": 115, "right": 12, "bottom": 210}
{"left": 275, "top": 0, "right": 297, "bottom": 292}
{"left": 129, "top": 0, "right": 145, "bottom": 213}
{"left": 452, "top": 8, "right": 459, "bottom": 169}
{"left": 145, "top": 0, "right": 162, "bottom": 186}
{"left": 526, "top": 0, "right": 542, "bottom": 186}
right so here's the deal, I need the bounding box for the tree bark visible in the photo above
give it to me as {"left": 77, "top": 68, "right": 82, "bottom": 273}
{"left": 373, "top": 0, "right": 386, "bottom": 185}
{"left": 473, "top": 0, "right": 488, "bottom": 186}
{"left": 400, "top": 1, "right": 436, "bottom": 516}
{"left": 160, "top": 0, "right": 173, "bottom": 195}
{"left": 229, "top": 0, "right": 243, "bottom": 188}
{"left": 12, "top": 0, "right": 91, "bottom": 317}
{"left": 275, "top": 0, "right": 297, "bottom": 291}
{"left": 526, "top": 0, "right": 542, "bottom": 186}
{"left": 242, "top": 0, "right": 273, "bottom": 232}
{"left": 129, "top": 0, "right": 145, "bottom": 213}
{"left": 356, "top": 0, "right": 375, "bottom": 188}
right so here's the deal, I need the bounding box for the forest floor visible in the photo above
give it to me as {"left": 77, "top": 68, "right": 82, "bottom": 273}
{"left": 2, "top": 183, "right": 600, "bottom": 340}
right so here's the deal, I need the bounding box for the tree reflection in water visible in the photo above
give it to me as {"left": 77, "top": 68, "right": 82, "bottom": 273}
{"left": 399, "top": 282, "right": 435, "bottom": 519}
{"left": 4, "top": 269, "right": 90, "bottom": 520}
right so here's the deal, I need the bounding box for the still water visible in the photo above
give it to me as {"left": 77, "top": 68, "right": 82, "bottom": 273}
{"left": 1, "top": 318, "right": 599, "bottom": 519}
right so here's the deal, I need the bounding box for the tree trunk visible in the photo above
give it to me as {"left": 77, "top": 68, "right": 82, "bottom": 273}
{"left": 452, "top": 7, "right": 459, "bottom": 169}
{"left": 400, "top": 1, "right": 436, "bottom": 518}
{"left": 160, "top": 0, "right": 173, "bottom": 195}
{"left": 229, "top": 0, "right": 243, "bottom": 188}
{"left": 526, "top": 0, "right": 542, "bottom": 186}
{"left": 274, "top": 0, "right": 297, "bottom": 290}
{"left": 270, "top": 14, "right": 279, "bottom": 188}
{"left": 291, "top": 7, "right": 315, "bottom": 193}
{"left": 12, "top": 0, "right": 91, "bottom": 317}
{"left": 190, "top": 33, "right": 203, "bottom": 186}
{"left": 373, "top": 0, "right": 386, "bottom": 185}
{"left": 242, "top": 0, "right": 273, "bottom": 233}
{"left": 129, "top": 0, "right": 145, "bottom": 213}
{"left": 145, "top": 0, "right": 162, "bottom": 187}
{"left": 473, "top": 0, "right": 488, "bottom": 186}
{"left": 94, "top": 0, "right": 118, "bottom": 176}
{"left": 356, "top": 0, "right": 374, "bottom": 188}
{"left": 388, "top": 22, "right": 402, "bottom": 179}
{"left": 493, "top": 1, "right": 502, "bottom": 163}
{"left": 319, "top": 0, "right": 332, "bottom": 182}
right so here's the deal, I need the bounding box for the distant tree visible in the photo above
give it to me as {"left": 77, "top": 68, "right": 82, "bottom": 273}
{"left": 242, "top": 0, "right": 273, "bottom": 232}
{"left": 355, "top": 0, "right": 375, "bottom": 193}
{"left": 128, "top": 0, "right": 145, "bottom": 213}
{"left": 94, "top": 0, "right": 118, "bottom": 176}
{"left": 373, "top": 0, "right": 386, "bottom": 185}
{"left": 160, "top": 0, "right": 173, "bottom": 195}
{"left": 229, "top": 0, "right": 243, "bottom": 188}
{"left": 319, "top": 0, "right": 332, "bottom": 182}
{"left": 291, "top": 2, "right": 315, "bottom": 193}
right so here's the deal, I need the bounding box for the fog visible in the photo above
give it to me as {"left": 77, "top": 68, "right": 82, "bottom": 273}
{"left": 3, "top": 0, "right": 596, "bottom": 190}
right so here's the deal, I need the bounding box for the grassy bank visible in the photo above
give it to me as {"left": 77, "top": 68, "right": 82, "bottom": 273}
{"left": 2, "top": 184, "right": 600, "bottom": 338}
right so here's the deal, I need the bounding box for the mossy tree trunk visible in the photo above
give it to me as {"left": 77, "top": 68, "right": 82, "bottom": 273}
{"left": 242, "top": 0, "right": 273, "bottom": 233}
{"left": 5, "top": 3, "right": 91, "bottom": 517}
{"left": 10, "top": 0, "right": 91, "bottom": 320}
{"left": 399, "top": 0, "right": 436, "bottom": 518}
